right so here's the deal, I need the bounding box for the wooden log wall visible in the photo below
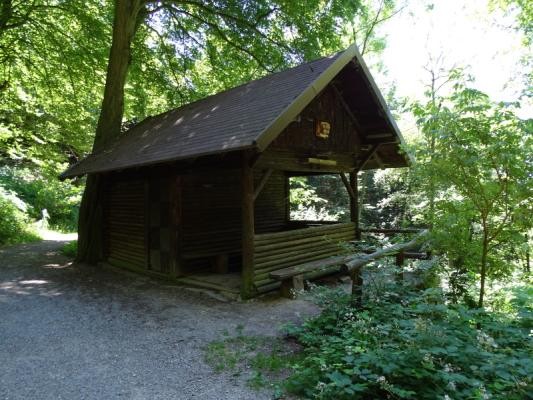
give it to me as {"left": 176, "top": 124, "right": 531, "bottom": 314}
{"left": 254, "top": 169, "right": 287, "bottom": 233}
{"left": 252, "top": 222, "right": 356, "bottom": 291}
{"left": 180, "top": 169, "right": 242, "bottom": 266}
{"left": 104, "top": 177, "right": 147, "bottom": 269}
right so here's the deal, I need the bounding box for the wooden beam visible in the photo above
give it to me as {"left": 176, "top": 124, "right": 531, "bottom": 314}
{"left": 241, "top": 150, "right": 255, "bottom": 299}
{"left": 373, "top": 151, "right": 384, "bottom": 169}
{"left": 330, "top": 83, "right": 365, "bottom": 136}
{"left": 339, "top": 173, "right": 356, "bottom": 200}
{"left": 307, "top": 157, "right": 337, "bottom": 166}
{"left": 253, "top": 169, "right": 273, "bottom": 201}
{"left": 349, "top": 172, "right": 361, "bottom": 240}
{"left": 355, "top": 144, "right": 379, "bottom": 172}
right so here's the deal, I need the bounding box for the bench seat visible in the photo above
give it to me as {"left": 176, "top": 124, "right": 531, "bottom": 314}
{"left": 269, "top": 255, "right": 347, "bottom": 298}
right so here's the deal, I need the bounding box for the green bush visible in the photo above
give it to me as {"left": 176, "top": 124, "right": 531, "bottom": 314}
{"left": 60, "top": 240, "right": 77, "bottom": 258}
{"left": 0, "top": 166, "right": 82, "bottom": 231}
{"left": 0, "top": 187, "right": 40, "bottom": 245}
{"left": 284, "top": 284, "right": 532, "bottom": 399}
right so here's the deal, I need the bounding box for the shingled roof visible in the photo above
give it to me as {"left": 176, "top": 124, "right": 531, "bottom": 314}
{"left": 61, "top": 44, "right": 407, "bottom": 179}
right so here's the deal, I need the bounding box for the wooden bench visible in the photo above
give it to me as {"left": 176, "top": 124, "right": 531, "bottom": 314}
{"left": 269, "top": 255, "right": 348, "bottom": 298}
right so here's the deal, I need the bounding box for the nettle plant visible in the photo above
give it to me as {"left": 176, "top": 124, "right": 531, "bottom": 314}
{"left": 284, "top": 282, "right": 532, "bottom": 400}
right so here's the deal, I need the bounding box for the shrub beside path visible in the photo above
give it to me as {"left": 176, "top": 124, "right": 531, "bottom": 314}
{"left": 0, "top": 238, "right": 317, "bottom": 399}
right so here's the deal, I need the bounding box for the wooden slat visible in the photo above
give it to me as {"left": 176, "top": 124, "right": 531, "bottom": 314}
{"left": 254, "top": 222, "right": 355, "bottom": 241}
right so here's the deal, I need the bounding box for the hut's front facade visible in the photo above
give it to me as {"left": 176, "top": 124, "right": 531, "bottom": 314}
{"left": 62, "top": 45, "right": 409, "bottom": 298}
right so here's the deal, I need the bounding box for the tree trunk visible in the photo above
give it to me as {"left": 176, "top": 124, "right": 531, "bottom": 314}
{"left": 76, "top": 0, "right": 144, "bottom": 263}
{"left": 478, "top": 230, "right": 489, "bottom": 308}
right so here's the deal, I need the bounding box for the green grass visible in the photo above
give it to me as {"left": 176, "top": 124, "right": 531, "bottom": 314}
{"left": 204, "top": 325, "right": 301, "bottom": 393}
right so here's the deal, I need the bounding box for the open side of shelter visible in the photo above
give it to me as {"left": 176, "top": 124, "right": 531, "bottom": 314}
{"left": 62, "top": 44, "right": 410, "bottom": 298}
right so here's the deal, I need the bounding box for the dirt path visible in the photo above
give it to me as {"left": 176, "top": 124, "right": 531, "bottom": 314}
{"left": 0, "top": 239, "right": 317, "bottom": 400}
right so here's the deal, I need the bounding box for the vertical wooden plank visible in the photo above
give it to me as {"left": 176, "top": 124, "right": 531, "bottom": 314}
{"left": 284, "top": 173, "right": 290, "bottom": 224}
{"left": 349, "top": 172, "right": 361, "bottom": 240}
{"left": 174, "top": 174, "right": 184, "bottom": 276}
{"left": 350, "top": 267, "right": 363, "bottom": 308}
{"left": 241, "top": 151, "right": 255, "bottom": 299}
{"left": 144, "top": 178, "right": 151, "bottom": 269}
{"left": 395, "top": 251, "right": 405, "bottom": 283}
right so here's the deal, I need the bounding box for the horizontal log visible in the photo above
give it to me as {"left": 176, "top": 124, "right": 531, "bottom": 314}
{"left": 109, "top": 239, "right": 146, "bottom": 251}
{"left": 182, "top": 248, "right": 240, "bottom": 260}
{"left": 254, "top": 228, "right": 354, "bottom": 248}
{"left": 360, "top": 227, "right": 425, "bottom": 234}
{"left": 254, "top": 231, "right": 354, "bottom": 254}
{"left": 254, "top": 222, "right": 355, "bottom": 241}
{"left": 108, "top": 243, "right": 145, "bottom": 254}
{"left": 254, "top": 248, "right": 347, "bottom": 274}
{"left": 255, "top": 281, "right": 281, "bottom": 293}
{"left": 107, "top": 256, "right": 146, "bottom": 270}
{"left": 107, "top": 252, "right": 146, "bottom": 267}
{"left": 254, "top": 240, "right": 348, "bottom": 263}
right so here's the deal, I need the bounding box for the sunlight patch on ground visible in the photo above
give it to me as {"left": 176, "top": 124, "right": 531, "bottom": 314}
{"left": 19, "top": 280, "right": 48, "bottom": 285}
{"left": 38, "top": 229, "right": 77, "bottom": 242}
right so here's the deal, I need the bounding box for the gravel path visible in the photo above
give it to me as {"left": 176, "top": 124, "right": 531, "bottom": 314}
{"left": 0, "top": 239, "right": 317, "bottom": 400}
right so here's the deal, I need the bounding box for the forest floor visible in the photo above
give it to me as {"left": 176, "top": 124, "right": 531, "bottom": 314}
{"left": 0, "top": 238, "right": 318, "bottom": 400}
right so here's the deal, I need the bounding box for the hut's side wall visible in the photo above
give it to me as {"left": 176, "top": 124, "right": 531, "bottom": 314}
{"left": 104, "top": 176, "right": 148, "bottom": 269}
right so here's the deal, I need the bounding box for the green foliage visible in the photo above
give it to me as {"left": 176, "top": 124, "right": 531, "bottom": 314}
{"left": 0, "top": 187, "right": 40, "bottom": 245}
{"left": 284, "top": 284, "right": 532, "bottom": 399}
{"left": 60, "top": 240, "right": 78, "bottom": 258}
{"left": 410, "top": 80, "right": 532, "bottom": 306}
{"left": 289, "top": 176, "right": 341, "bottom": 221}
{"left": 0, "top": 167, "right": 82, "bottom": 231}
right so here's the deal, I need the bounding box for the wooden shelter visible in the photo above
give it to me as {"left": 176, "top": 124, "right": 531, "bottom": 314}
{"left": 62, "top": 44, "right": 409, "bottom": 298}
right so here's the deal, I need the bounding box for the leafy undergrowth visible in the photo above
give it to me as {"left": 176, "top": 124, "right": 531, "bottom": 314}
{"left": 206, "top": 283, "right": 532, "bottom": 399}
{"left": 284, "top": 284, "right": 532, "bottom": 399}
{"left": 60, "top": 240, "right": 77, "bottom": 258}
{"left": 0, "top": 188, "right": 41, "bottom": 246}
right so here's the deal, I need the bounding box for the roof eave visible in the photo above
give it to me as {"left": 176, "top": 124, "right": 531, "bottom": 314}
{"left": 59, "top": 143, "right": 256, "bottom": 179}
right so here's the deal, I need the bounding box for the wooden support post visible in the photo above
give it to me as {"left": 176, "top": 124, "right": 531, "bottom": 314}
{"left": 253, "top": 168, "right": 273, "bottom": 201}
{"left": 349, "top": 172, "right": 361, "bottom": 240}
{"left": 241, "top": 151, "right": 255, "bottom": 299}
{"left": 356, "top": 144, "right": 379, "bottom": 172}
{"left": 395, "top": 250, "right": 405, "bottom": 282}
{"left": 340, "top": 173, "right": 356, "bottom": 200}
{"left": 280, "top": 275, "right": 304, "bottom": 299}
{"left": 350, "top": 267, "right": 363, "bottom": 308}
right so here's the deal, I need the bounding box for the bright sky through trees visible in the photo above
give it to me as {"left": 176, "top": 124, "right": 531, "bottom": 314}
{"left": 374, "top": 0, "right": 531, "bottom": 132}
